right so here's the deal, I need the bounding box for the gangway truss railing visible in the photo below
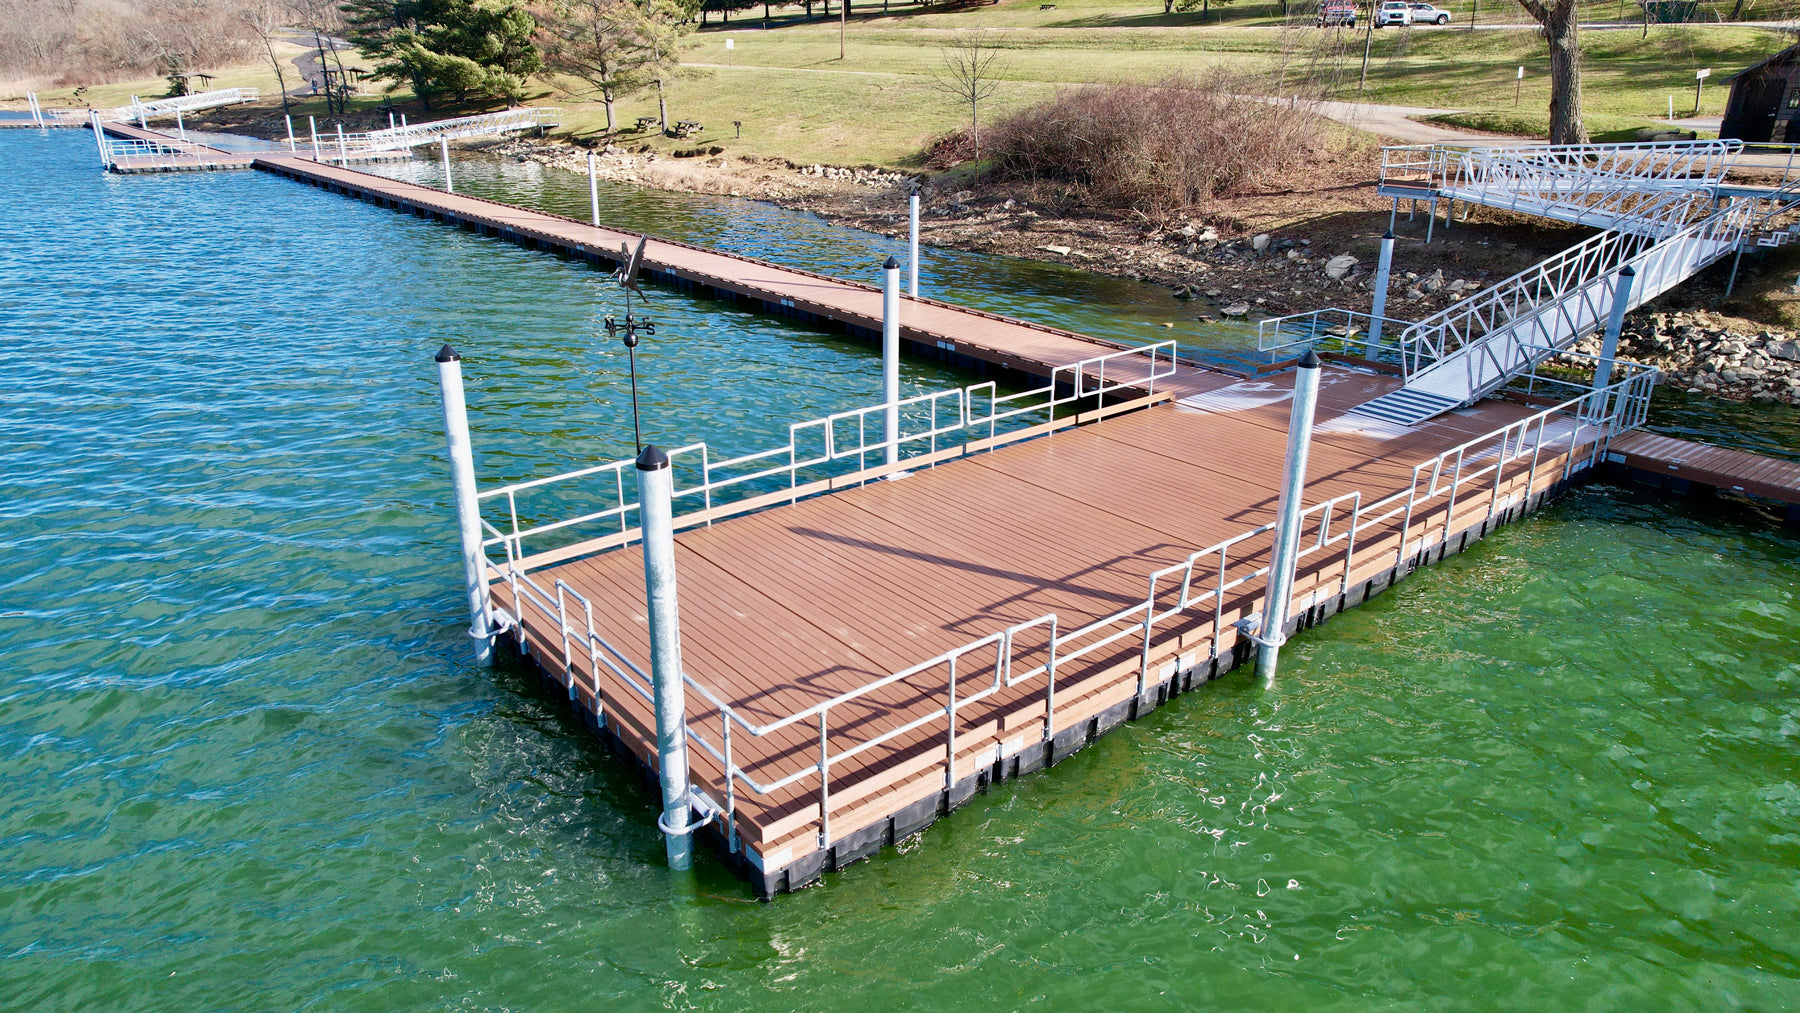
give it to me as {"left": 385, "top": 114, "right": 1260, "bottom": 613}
{"left": 299, "top": 107, "right": 559, "bottom": 159}
{"left": 1394, "top": 173, "right": 1800, "bottom": 406}
{"left": 47, "top": 87, "right": 260, "bottom": 125}
{"left": 1382, "top": 139, "right": 1739, "bottom": 236}
{"left": 489, "top": 351, "right": 1657, "bottom": 857}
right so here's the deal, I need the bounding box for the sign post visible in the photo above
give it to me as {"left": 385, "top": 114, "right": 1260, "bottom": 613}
{"left": 1515, "top": 65, "right": 1524, "bottom": 106}
{"left": 1695, "top": 68, "right": 1711, "bottom": 117}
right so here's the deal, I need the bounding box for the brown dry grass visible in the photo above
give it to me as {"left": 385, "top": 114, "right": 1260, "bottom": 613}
{"left": 985, "top": 71, "right": 1322, "bottom": 221}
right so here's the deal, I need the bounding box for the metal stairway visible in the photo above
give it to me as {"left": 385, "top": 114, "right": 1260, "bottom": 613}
{"left": 1344, "top": 140, "right": 1800, "bottom": 426}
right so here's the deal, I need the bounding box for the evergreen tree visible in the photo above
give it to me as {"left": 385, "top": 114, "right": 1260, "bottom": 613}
{"left": 344, "top": 0, "right": 544, "bottom": 108}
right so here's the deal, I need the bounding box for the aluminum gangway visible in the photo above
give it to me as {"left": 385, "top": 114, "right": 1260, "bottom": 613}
{"left": 1264, "top": 140, "right": 1800, "bottom": 426}
{"left": 45, "top": 88, "right": 260, "bottom": 126}
{"left": 293, "top": 107, "right": 559, "bottom": 160}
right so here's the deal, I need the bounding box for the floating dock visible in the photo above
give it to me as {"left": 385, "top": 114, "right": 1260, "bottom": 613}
{"left": 1606, "top": 431, "right": 1800, "bottom": 523}
{"left": 87, "top": 126, "right": 1688, "bottom": 896}
{"left": 484, "top": 365, "right": 1635, "bottom": 896}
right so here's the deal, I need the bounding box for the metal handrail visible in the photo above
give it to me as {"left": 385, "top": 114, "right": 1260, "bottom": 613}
{"left": 304, "top": 108, "right": 559, "bottom": 158}
{"left": 494, "top": 355, "right": 1656, "bottom": 859}
{"left": 476, "top": 341, "right": 1179, "bottom": 563}
{"left": 48, "top": 87, "right": 260, "bottom": 125}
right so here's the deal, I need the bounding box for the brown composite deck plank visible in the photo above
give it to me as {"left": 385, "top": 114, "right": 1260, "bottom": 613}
{"left": 245, "top": 143, "right": 1659, "bottom": 872}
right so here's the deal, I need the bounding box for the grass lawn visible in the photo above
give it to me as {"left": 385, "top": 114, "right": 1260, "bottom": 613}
{"left": 13, "top": 1, "right": 1788, "bottom": 167}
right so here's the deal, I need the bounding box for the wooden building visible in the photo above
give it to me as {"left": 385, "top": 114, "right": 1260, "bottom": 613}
{"left": 1722, "top": 43, "right": 1800, "bottom": 143}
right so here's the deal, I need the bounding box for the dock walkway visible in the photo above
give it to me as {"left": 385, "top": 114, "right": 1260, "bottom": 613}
{"left": 253, "top": 155, "right": 1223, "bottom": 395}
{"left": 84, "top": 133, "right": 1662, "bottom": 896}
{"left": 1608, "top": 431, "right": 1800, "bottom": 520}
{"left": 488, "top": 364, "right": 1636, "bottom": 895}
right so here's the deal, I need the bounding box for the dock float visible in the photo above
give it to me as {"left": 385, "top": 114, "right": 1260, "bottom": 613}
{"left": 1606, "top": 431, "right": 1800, "bottom": 523}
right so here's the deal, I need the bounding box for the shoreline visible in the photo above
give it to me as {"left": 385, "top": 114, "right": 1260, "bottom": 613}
{"left": 185, "top": 107, "right": 1800, "bottom": 407}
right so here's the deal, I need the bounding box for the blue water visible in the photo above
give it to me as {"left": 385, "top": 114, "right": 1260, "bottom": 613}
{"left": 3, "top": 128, "right": 1797, "bottom": 1011}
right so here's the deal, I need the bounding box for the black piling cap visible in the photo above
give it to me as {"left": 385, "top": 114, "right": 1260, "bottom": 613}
{"left": 884, "top": 255, "right": 900, "bottom": 271}
{"left": 1382, "top": 230, "right": 1395, "bottom": 241}
{"left": 1619, "top": 264, "right": 1637, "bottom": 277}
{"left": 1299, "top": 347, "right": 1322, "bottom": 369}
{"left": 435, "top": 343, "right": 461, "bottom": 363}
{"left": 636, "top": 444, "right": 671, "bottom": 471}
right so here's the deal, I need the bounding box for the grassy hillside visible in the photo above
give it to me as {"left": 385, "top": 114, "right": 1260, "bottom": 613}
{"left": 12, "top": 2, "right": 1786, "bottom": 167}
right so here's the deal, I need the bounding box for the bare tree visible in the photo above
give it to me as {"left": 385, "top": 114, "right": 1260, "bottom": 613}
{"left": 930, "top": 33, "right": 1007, "bottom": 173}
{"left": 1515, "top": 0, "right": 1588, "bottom": 145}
{"left": 241, "top": 0, "right": 294, "bottom": 118}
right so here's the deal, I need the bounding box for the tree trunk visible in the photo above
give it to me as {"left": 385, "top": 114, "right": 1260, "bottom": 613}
{"left": 603, "top": 86, "right": 616, "bottom": 131}
{"left": 1164, "top": 0, "right": 1172, "bottom": 12}
{"left": 806, "top": 0, "right": 812, "bottom": 16}
{"left": 1544, "top": 9, "right": 1587, "bottom": 143}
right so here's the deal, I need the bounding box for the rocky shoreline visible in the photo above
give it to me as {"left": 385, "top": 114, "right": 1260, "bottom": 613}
{"left": 1578, "top": 311, "right": 1800, "bottom": 405}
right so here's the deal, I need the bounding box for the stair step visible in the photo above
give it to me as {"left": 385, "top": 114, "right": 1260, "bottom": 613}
{"left": 1348, "top": 389, "right": 1466, "bottom": 427}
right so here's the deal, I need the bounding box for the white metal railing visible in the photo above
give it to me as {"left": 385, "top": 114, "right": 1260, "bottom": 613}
{"left": 493, "top": 352, "right": 1656, "bottom": 859}
{"left": 1256, "top": 306, "right": 1413, "bottom": 362}
{"left": 1382, "top": 140, "right": 1737, "bottom": 237}
{"left": 47, "top": 87, "right": 260, "bottom": 125}
{"left": 479, "top": 341, "right": 1178, "bottom": 568}
{"left": 1397, "top": 174, "right": 1800, "bottom": 405}
{"left": 303, "top": 107, "right": 559, "bottom": 161}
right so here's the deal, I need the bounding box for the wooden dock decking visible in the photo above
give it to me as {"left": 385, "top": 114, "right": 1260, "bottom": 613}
{"left": 1607, "top": 431, "right": 1800, "bottom": 520}
{"left": 489, "top": 365, "right": 1614, "bottom": 895}
{"left": 252, "top": 155, "right": 1227, "bottom": 393}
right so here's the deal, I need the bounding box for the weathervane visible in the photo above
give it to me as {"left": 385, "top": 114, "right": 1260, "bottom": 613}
{"left": 603, "top": 236, "right": 654, "bottom": 453}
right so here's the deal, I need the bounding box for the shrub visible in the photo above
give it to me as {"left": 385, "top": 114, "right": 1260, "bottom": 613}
{"left": 985, "top": 71, "right": 1323, "bottom": 217}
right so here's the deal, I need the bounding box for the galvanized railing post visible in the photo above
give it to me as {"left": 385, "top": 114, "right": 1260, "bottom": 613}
{"left": 909, "top": 192, "right": 921, "bottom": 297}
{"left": 441, "top": 137, "right": 454, "bottom": 194}
{"left": 636, "top": 444, "right": 693, "bottom": 871}
{"left": 1367, "top": 231, "right": 1396, "bottom": 355}
{"left": 434, "top": 345, "right": 498, "bottom": 666}
{"left": 1257, "top": 348, "right": 1321, "bottom": 682}
{"left": 882, "top": 256, "right": 901, "bottom": 468}
{"left": 336, "top": 123, "right": 348, "bottom": 166}
{"left": 588, "top": 150, "right": 601, "bottom": 227}
{"left": 285, "top": 114, "right": 296, "bottom": 153}
{"left": 89, "top": 111, "right": 107, "bottom": 168}
{"left": 309, "top": 115, "right": 320, "bottom": 161}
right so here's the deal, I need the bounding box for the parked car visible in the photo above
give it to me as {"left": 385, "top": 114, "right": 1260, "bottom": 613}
{"left": 1374, "top": 0, "right": 1411, "bottom": 25}
{"left": 1407, "top": 2, "right": 1452, "bottom": 22}
{"left": 1316, "top": 1, "right": 1357, "bottom": 27}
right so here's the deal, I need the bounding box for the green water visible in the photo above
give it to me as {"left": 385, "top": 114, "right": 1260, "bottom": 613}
{"left": 2, "top": 130, "right": 1797, "bottom": 1010}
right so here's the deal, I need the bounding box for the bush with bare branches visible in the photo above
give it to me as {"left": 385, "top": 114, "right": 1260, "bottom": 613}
{"left": 985, "top": 71, "right": 1324, "bottom": 218}
{"left": 0, "top": 0, "right": 258, "bottom": 86}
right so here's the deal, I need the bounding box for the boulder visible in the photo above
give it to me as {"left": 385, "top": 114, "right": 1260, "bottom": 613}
{"left": 1221, "top": 302, "right": 1251, "bottom": 317}
{"left": 1773, "top": 339, "right": 1800, "bottom": 362}
{"left": 1251, "top": 233, "right": 1271, "bottom": 253}
{"left": 1420, "top": 269, "right": 1445, "bottom": 293}
{"left": 1324, "top": 254, "right": 1359, "bottom": 280}
{"left": 1037, "top": 245, "right": 1072, "bottom": 256}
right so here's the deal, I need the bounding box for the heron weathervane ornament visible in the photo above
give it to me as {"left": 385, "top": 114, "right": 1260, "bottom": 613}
{"left": 603, "top": 237, "right": 655, "bottom": 453}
